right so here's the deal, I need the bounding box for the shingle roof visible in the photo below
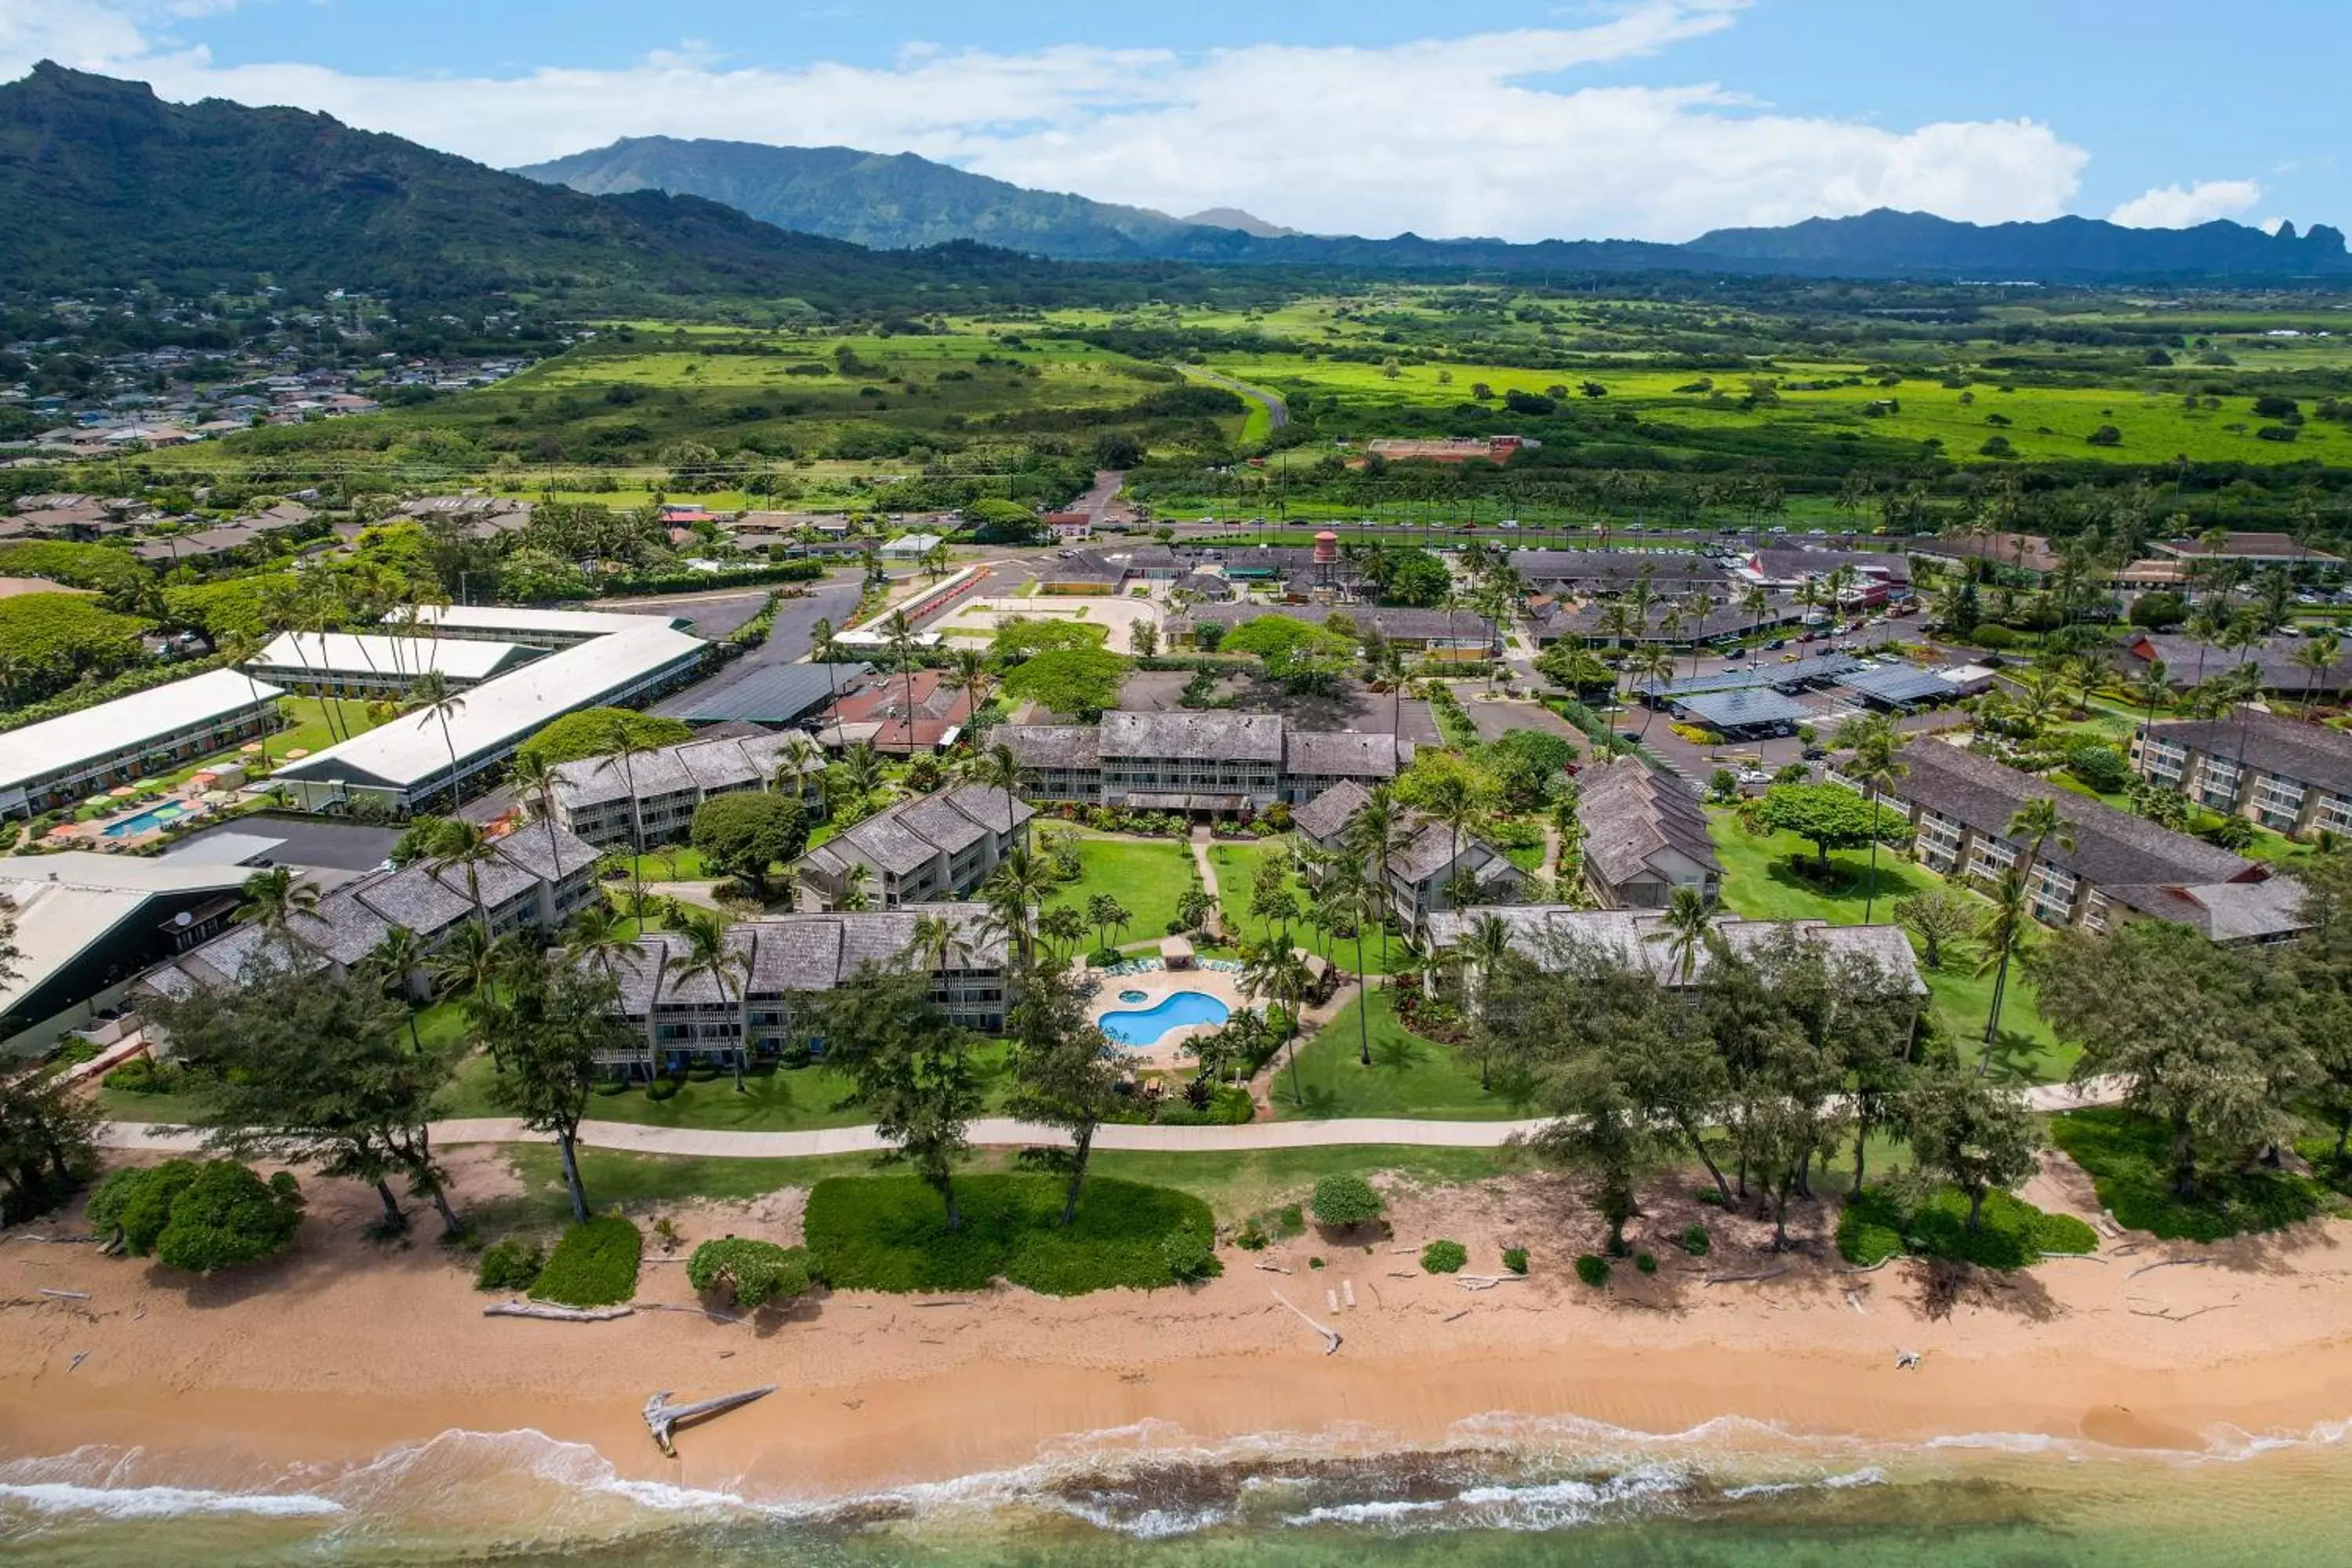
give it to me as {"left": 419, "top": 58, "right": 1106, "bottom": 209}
{"left": 2141, "top": 713, "right": 2352, "bottom": 796}
{"left": 1100, "top": 710, "right": 1284, "bottom": 762}
{"left": 1000, "top": 724, "right": 1101, "bottom": 771}
{"left": 1578, "top": 757, "right": 1722, "bottom": 889}
{"left": 1284, "top": 730, "right": 1406, "bottom": 780}
{"left": 1424, "top": 905, "right": 1926, "bottom": 993}
{"left": 1894, "top": 739, "right": 2259, "bottom": 889}
{"left": 1293, "top": 780, "right": 1371, "bottom": 842}
{"left": 797, "top": 786, "right": 1030, "bottom": 879}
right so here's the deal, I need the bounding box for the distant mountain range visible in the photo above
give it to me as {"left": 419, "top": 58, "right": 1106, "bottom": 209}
{"left": 523, "top": 135, "right": 2352, "bottom": 282}
{"left": 0, "top": 64, "right": 1193, "bottom": 312}
{"left": 514, "top": 137, "right": 1299, "bottom": 260}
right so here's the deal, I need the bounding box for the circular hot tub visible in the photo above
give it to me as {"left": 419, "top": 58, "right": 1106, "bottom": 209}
{"left": 1117, "top": 989, "right": 1149, "bottom": 1004}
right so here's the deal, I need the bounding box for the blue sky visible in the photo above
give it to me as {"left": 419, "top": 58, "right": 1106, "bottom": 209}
{"left": 7, "top": 1, "right": 2343, "bottom": 241}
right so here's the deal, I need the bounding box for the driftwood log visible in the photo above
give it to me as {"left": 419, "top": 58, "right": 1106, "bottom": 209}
{"left": 483, "top": 1301, "right": 633, "bottom": 1323}
{"left": 1269, "top": 1289, "right": 1342, "bottom": 1355}
{"left": 643, "top": 1386, "right": 775, "bottom": 1457}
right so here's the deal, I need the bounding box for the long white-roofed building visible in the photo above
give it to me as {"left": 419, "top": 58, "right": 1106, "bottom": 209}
{"left": 245, "top": 631, "right": 543, "bottom": 698}
{"left": 270, "top": 622, "right": 707, "bottom": 813}
{"left": 401, "top": 604, "right": 688, "bottom": 646}
{"left": 0, "top": 668, "right": 285, "bottom": 818}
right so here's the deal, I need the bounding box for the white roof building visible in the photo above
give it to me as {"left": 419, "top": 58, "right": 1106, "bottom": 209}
{"left": 399, "top": 604, "right": 688, "bottom": 645}
{"left": 270, "top": 624, "right": 706, "bottom": 811}
{"left": 0, "top": 668, "right": 285, "bottom": 818}
{"left": 247, "top": 632, "right": 541, "bottom": 692}
{"left": 879, "top": 532, "right": 944, "bottom": 560}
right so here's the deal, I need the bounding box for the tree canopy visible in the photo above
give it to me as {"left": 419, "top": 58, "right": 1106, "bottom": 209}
{"left": 1753, "top": 782, "right": 1914, "bottom": 869}
{"left": 514, "top": 707, "right": 693, "bottom": 768}
{"left": 1001, "top": 646, "right": 1132, "bottom": 719}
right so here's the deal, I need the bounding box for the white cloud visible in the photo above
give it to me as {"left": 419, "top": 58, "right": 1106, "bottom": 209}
{"left": 2, "top": 0, "right": 2091, "bottom": 242}
{"left": 2110, "top": 178, "right": 2263, "bottom": 229}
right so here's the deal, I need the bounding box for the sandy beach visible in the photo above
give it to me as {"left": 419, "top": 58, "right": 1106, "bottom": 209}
{"left": 6, "top": 1146, "right": 2352, "bottom": 1505}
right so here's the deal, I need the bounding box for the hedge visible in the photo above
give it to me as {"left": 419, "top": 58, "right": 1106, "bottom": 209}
{"left": 1835, "top": 1185, "right": 2098, "bottom": 1270}
{"left": 803, "top": 1173, "right": 1217, "bottom": 1295}
{"left": 0, "top": 541, "right": 150, "bottom": 594}
{"left": 531, "top": 1214, "right": 643, "bottom": 1307}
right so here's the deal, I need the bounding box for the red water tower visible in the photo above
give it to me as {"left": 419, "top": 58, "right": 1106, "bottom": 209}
{"left": 1313, "top": 529, "right": 1338, "bottom": 586}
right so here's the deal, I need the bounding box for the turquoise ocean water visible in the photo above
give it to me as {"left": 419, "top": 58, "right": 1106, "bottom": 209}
{"left": 5, "top": 1410, "right": 2352, "bottom": 1565}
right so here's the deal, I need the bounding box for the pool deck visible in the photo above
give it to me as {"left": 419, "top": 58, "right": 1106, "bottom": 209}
{"left": 1091, "top": 966, "right": 1246, "bottom": 1071}
{"left": 45, "top": 790, "right": 214, "bottom": 851}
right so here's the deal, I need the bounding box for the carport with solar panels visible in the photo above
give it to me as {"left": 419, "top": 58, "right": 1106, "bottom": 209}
{"left": 1634, "top": 652, "right": 1864, "bottom": 707}
{"left": 1668, "top": 686, "right": 1812, "bottom": 737}
{"left": 1838, "top": 662, "right": 1983, "bottom": 711}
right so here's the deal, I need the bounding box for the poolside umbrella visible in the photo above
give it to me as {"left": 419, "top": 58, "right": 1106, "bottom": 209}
{"left": 240, "top": 742, "right": 263, "bottom": 754}
{"left": 285, "top": 748, "right": 310, "bottom": 760}
{"left": 109, "top": 786, "right": 136, "bottom": 798}
{"left": 84, "top": 794, "right": 111, "bottom": 808}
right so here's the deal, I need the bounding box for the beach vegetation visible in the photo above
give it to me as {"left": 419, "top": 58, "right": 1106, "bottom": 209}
{"left": 813, "top": 964, "right": 985, "bottom": 1230}
{"left": 686, "top": 1238, "right": 815, "bottom": 1309}
{"left": 804, "top": 1172, "right": 1216, "bottom": 1294}
{"left": 1160, "top": 1228, "right": 1221, "bottom": 1284}
{"left": 1003, "top": 960, "right": 1127, "bottom": 1225}
{"left": 141, "top": 950, "right": 464, "bottom": 1237}
{"left": 1502, "top": 1247, "right": 1528, "bottom": 1274}
{"left": 1835, "top": 1185, "right": 2097, "bottom": 1269}
{"left": 88, "top": 1159, "right": 304, "bottom": 1274}
{"left": 1308, "top": 1173, "right": 1385, "bottom": 1229}
{"left": 1679, "top": 1223, "right": 1711, "bottom": 1257}
{"left": 2049, "top": 1109, "right": 2318, "bottom": 1242}
{"left": 1574, "top": 1253, "right": 1610, "bottom": 1287}
{"left": 1635, "top": 1251, "right": 1657, "bottom": 1274}
{"left": 532, "top": 1214, "right": 644, "bottom": 1307}
{"left": 485, "top": 956, "right": 640, "bottom": 1225}
{"left": 0, "top": 1061, "right": 100, "bottom": 1223}
{"left": 475, "top": 1237, "right": 545, "bottom": 1292}
{"left": 1901, "top": 1064, "right": 2039, "bottom": 1234}
{"left": 1420, "top": 1239, "right": 1468, "bottom": 1273}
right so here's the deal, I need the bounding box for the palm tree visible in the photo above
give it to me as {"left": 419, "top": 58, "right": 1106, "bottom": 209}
{"left": 883, "top": 610, "right": 920, "bottom": 754}
{"left": 1325, "top": 857, "right": 1386, "bottom": 1068}
{"left": 1835, "top": 713, "right": 1907, "bottom": 924}
{"left": 906, "top": 909, "right": 972, "bottom": 978}
{"left": 840, "top": 740, "right": 886, "bottom": 815}
{"left": 1741, "top": 583, "right": 1771, "bottom": 639}
{"left": 1977, "top": 796, "right": 2074, "bottom": 1072}
{"left": 2296, "top": 632, "right": 2342, "bottom": 711}
{"left": 1240, "top": 938, "right": 1315, "bottom": 1108}
{"left": 809, "top": 615, "right": 842, "bottom": 704}
{"left": 234, "top": 865, "right": 318, "bottom": 950}
{"left": 981, "top": 844, "right": 1055, "bottom": 970}
{"left": 406, "top": 669, "right": 470, "bottom": 811}
{"left": 591, "top": 713, "right": 663, "bottom": 913}
{"left": 428, "top": 818, "right": 502, "bottom": 942}
{"left": 506, "top": 749, "right": 569, "bottom": 883}
{"left": 564, "top": 900, "right": 634, "bottom": 978}
{"left": 837, "top": 861, "right": 874, "bottom": 913}
{"left": 1632, "top": 647, "right": 1675, "bottom": 739}
{"left": 673, "top": 909, "right": 751, "bottom": 1092}
{"left": 368, "top": 925, "right": 429, "bottom": 1053}
{"left": 1460, "top": 913, "right": 1516, "bottom": 1087}
{"left": 2130, "top": 659, "right": 2172, "bottom": 777}
{"left": 215, "top": 630, "right": 282, "bottom": 769}
{"left": 966, "top": 742, "right": 1027, "bottom": 850}
{"left": 951, "top": 645, "right": 993, "bottom": 736}
{"left": 1644, "top": 885, "right": 1714, "bottom": 989}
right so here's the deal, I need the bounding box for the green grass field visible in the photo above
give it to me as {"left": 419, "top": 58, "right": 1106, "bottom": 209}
{"left": 1044, "top": 833, "right": 1199, "bottom": 948}
{"left": 1274, "top": 989, "right": 1531, "bottom": 1120}
{"left": 1706, "top": 812, "right": 2078, "bottom": 1083}
{"left": 1212, "top": 838, "right": 1414, "bottom": 974}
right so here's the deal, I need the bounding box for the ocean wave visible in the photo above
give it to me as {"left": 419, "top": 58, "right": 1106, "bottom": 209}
{"left": 0, "top": 1480, "right": 343, "bottom": 1521}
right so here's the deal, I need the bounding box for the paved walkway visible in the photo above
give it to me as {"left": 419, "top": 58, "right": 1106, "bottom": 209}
{"left": 96, "top": 1080, "right": 2114, "bottom": 1162}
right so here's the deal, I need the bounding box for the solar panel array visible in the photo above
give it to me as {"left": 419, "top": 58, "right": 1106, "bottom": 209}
{"left": 1674, "top": 688, "right": 1812, "bottom": 729}
{"left": 1839, "top": 663, "right": 1958, "bottom": 706}
{"left": 1635, "top": 652, "right": 1862, "bottom": 700}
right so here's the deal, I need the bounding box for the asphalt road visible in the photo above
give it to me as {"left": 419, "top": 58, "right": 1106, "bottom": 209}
{"left": 649, "top": 569, "right": 865, "bottom": 720}
{"left": 1179, "top": 365, "right": 1288, "bottom": 430}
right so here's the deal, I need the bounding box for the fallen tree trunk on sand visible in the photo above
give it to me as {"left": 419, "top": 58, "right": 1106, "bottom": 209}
{"left": 484, "top": 1301, "right": 634, "bottom": 1323}
{"left": 643, "top": 1386, "right": 775, "bottom": 1457}
{"left": 1269, "top": 1289, "right": 1343, "bottom": 1355}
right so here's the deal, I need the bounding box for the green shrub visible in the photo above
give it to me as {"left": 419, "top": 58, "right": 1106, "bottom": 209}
{"left": 645, "top": 1077, "right": 681, "bottom": 1102}
{"left": 1837, "top": 1184, "right": 2100, "bottom": 1269}
{"left": 2065, "top": 740, "right": 2132, "bottom": 795}
{"left": 685, "top": 1065, "right": 721, "bottom": 1083}
{"left": 1695, "top": 1187, "right": 1724, "bottom": 1207}
{"left": 1501, "top": 1247, "right": 1528, "bottom": 1275}
{"left": 476, "top": 1238, "right": 545, "bottom": 1292}
{"left": 1679, "top": 1223, "right": 1711, "bottom": 1257}
{"left": 1308, "top": 1256, "right": 1324, "bottom": 1269}
{"left": 1420, "top": 1240, "right": 1468, "bottom": 1274}
{"left": 1972, "top": 624, "right": 2017, "bottom": 651}
{"left": 2049, "top": 1109, "right": 2317, "bottom": 1242}
{"left": 532, "top": 1215, "right": 643, "bottom": 1307}
{"left": 1160, "top": 1229, "right": 1221, "bottom": 1284}
{"left": 1309, "top": 1174, "right": 1384, "bottom": 1229}
{"left": 1235, "top": 1222, "right": 1269, "bottom": 1250}
{"left": 89, "top": 1160, "right": 303, "bottom": 1274}
{"left": 1574, "top": 1254, "right": 1610, "bottom": 1288}
{"left": 804, "top": 1174, "right": 1215, "bottom": 1294}
{"left": 101, "top": 1058, "right": 178, "bottom": 1094}
{"left": 514, "top": 708, "right": 692, "bottom": 770}
{"left": 591, "top": 1078, "right": 628, "bottom": 1097}
{"left": 686, "top": 1238, "right": 815, "bottom": 1308}
{"left": 1635, "top": 1252, "right": 1658, "bottom": 1275}
{"left": 1277, "top": 1204, "right": 1305, "bottom": 1233}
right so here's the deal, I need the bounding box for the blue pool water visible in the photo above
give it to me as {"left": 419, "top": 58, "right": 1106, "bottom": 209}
{"left": 102, "top": 802, "right": 193, "bottom": 838}
{"left": 1098, "top": 990, "right": 1229, "bottom": 1046}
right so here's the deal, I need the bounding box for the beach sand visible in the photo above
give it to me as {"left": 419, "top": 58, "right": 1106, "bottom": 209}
{"left": 6, "top": 1145, "right": 2352, "bottom": 1504}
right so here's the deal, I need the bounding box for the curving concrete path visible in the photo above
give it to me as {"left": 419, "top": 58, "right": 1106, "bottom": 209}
{"left": 96, "top": 1078, "right": 2114, "bottom": 1162}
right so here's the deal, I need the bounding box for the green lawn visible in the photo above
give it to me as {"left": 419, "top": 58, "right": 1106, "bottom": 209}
{"left": 437, "top": 1038, "right": 1016, "bottom": 1129}
{"left": 273, "top": 695, "right": 381, "bottom": 757}
{"left": 1706, "top": 812, "right": 2078, "bottom": 1083}
{"left": 1044, "top": 833, "right": 1198, "bottom": 947}
{"left": 1210, "top": 838, "right": 1411, "bottom": 975}
{"left": 1273, "top": 989, "right": 1532, "bottom": 1120}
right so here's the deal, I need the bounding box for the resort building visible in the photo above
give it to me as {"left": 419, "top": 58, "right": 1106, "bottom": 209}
{"left": 140, "top": 822, "right": 601, "bottom": 1005}
{"left": 0, "top": 849, "right": 259, "bottom": 1055}
{"left": 270, "top": 623, "right": 708, "bottom": 814}
{"left": 818, "top": 667, "right": 976, "bottom": 754}
{"left": 1293, "top": 780, "right": 1527, "bottom": 937}
{"left": 245, "top": 631, "right": 543, "bottom": 698}
{"left": 399, "top": 604, "right": 687, "bottom": 647}
{"left": 549, "top": 731, "right": 829, "bottom": 850}
{"left": 594, "top": 903, "right": 1011, "bottom": 1073}
{"left": 1881, "top": 739, "right": 2307, "bottom": 944}
{"left": 792, "top": 786, "right": 1032, "bottom": 909}
{"left": 997, "top": 712, "right": 1408, "bottom": 813}
{"left": 2118, "top": 632, "right": 2352, "bottom": 696}
{"left": 2131, "top": 712, "right": 2352, "bottom": 838}
{"left": 1425, "top": 905, "right": 1926, "bottom": 996}
{"left": 1576, "top": 757, "right": 1725, "bottom": 909}
{"left": 0, "top": 668, "right": 285, "bottom": 819}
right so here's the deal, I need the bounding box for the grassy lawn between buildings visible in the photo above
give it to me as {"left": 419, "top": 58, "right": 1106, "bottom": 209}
{"left": 1705, "top": 811, "right": 2080, "bottom": 1085}
{"left": 1042, "top": 832, "right": 1198, "bottom": 949}
{"left": 1272, "top": 988, "right": 1530, "bottom": 1120}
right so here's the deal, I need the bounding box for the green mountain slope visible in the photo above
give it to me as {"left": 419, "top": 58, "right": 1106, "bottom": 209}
{"left": 0, "top": 63, "right": 1210, "bottom": 314}
{"left": 514, "top": 136, "right": 1255, "bottom": 259}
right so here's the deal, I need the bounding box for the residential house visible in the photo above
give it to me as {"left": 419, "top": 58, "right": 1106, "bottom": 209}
{"left": 1577, "top": 757, "right": 1724, "bottom": 909}
{"left": 1293, "top": 781, "right": 1525, "bottom": 936}
{"left": 793, "top": 786, "right": 1032, "bottom": 909}
{"left": 1000, "top": 713, "right": 1405, "bottom": 811}
{"left": 818, "top": 667, "right": 976, "bottom": 754}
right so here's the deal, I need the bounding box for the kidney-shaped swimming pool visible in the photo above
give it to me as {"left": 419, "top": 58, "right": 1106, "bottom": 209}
{"left": 1098, "top": 990, "right": 1231, "bottom": 1047}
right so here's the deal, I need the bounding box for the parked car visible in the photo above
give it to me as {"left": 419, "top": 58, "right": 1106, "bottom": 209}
{"left": 1722, "top": 647, "right": 1748, "bottom": 661}
{"left": 1764, "top": 638, "right": 1788, "bottom": 651}
{"left": 1802, "top": 746, "right": 1828, "bottom": 761}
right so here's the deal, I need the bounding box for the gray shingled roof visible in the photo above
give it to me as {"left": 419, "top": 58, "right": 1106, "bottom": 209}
{"left": 798, "top": 786, "right": 1030, "bottom": 880}
{"left": 1284, "top": 730, "right": 1405, "bottom": 780}
{"left": 1425, "top": 905, "right": 1926, "bottom": 993}
{"left": 1100, "top": 710, "right": 1284, "bottom": 762}
{"left": 1000, "top": 725, "right": 1102, "bottom": 770}
{"left": 1578, "top": 757, "right": 1722, "bottom": 889}
{"left": 2140, "top": 713, "right": 2352, "bottom": 797}
{"left": 1293, "top": 780, "right": 1371, "bottom": 842}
